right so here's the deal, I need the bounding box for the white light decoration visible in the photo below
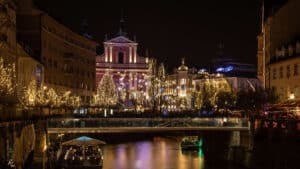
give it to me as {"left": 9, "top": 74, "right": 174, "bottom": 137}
{"left": 21, "top": 79, "right": 81, "bottom": 108}
{"left": 0, "top": 57, "right": 15, "bottom": 96}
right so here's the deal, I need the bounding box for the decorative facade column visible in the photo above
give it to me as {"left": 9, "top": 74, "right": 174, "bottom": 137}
{"left": 105, "top": 46, "right": 108, "bottom": 62}
{"left": 129, "top": 46, "right": 132, "bottom": 63}
{"left": 109, "top": 46, "right": 113, "bottom": 62}
{"left": 133, "top": 46, "right": 137, "bottom": 63}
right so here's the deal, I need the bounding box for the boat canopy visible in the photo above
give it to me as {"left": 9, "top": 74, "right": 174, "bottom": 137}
{"left": 62, "top": 136, "right": 106, "bottom": 146}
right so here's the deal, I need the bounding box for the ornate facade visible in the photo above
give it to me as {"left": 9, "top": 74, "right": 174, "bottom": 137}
{"left": 96, "top": 35, "right": 149, "bottom": 107}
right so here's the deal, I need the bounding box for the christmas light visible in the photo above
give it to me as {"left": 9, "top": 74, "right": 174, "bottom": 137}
{"left": 93, "top": 71, "right": 118, "bottom": 106}
{"left": 0, "top": 57, "right": 15, "bottom": 97}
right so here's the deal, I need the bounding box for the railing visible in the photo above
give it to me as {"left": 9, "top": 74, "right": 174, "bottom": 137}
{"left": 48, "top": 117, "right": 249, "bottom": 129}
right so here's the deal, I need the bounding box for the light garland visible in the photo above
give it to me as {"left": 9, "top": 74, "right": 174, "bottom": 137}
{"left": 21, "top": 79, "right": 81, "bottom": 108}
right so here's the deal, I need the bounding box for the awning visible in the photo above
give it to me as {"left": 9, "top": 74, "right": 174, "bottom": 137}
{"left": 62, "top": 136, "right": 106, "bottom": 146}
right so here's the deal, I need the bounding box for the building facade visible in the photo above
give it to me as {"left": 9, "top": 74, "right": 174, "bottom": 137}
{"left": 16, "top": 1, "right": 98, "bottom": 103}
{"left": 16, "top": 43, "right": 44, "bottom": 98}
{"left": 164, "top": 59, "right": 195, "bottom": 111}
{"left": 258, "top": 0, "right": 300, "bottom": 101}
{"left": 96, "top": 35, "right": 149, "bottom": 106}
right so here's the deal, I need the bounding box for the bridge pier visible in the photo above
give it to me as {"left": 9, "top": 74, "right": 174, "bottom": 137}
{"left": 0, "top": 121, "right": 36, "bottom": 169}
{"left": 228, "top": 127, "right": 253, "bottom": 168}
{"left": 33, "top": 121, "right": 48, "bottom": 169}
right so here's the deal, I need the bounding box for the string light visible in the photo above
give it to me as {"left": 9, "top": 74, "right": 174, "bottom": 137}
{"left": 93, "top": 72, "right": 118, "bottom": 106}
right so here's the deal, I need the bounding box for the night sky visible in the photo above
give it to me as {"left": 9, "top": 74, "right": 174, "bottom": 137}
{"left": 34, "top": 0, "right": 261, "bottom": 72}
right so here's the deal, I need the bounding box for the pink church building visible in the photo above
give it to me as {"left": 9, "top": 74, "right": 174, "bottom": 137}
{"left": 96, "top": 34, "right": 149, "bottom": 106}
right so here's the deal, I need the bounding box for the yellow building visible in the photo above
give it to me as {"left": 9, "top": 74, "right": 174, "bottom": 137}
{"left": 16, "top": 0, "right": 99, "bottom": 103}
{"left": 258, "top": 0, "right": 300, "bottom": 101}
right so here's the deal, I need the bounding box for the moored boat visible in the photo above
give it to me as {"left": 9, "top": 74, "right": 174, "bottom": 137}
{"left": 180, "top": 136, "right": 202, "bottom": 151}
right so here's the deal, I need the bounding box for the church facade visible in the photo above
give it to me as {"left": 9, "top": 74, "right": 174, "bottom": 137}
{"left": 96, "top": 35, "right": 150, "bottom": 107}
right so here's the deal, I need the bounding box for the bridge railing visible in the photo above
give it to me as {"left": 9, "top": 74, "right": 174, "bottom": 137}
{"left": 47, "top": 118, "right": 249, "bottom": 129}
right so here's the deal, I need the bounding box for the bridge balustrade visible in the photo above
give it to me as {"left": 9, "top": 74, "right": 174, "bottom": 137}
{"left": 47, "top": 118, "right": 249, "bottom": 129}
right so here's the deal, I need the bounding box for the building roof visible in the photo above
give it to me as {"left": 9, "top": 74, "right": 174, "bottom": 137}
{"left": 178, "top": 58, "right": 188, "bottom": 71}
{"left": 105, "top": 35, "right": 136, "bottom": 44}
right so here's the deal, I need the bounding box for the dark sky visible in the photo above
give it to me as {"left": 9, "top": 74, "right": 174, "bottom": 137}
{"left": 34, "top": 0, "right": 261, "bottom": 71}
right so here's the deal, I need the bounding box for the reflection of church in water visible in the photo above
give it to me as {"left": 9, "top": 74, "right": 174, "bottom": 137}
{"left": 96, "top": 24, "right": 150, "bottom": 106}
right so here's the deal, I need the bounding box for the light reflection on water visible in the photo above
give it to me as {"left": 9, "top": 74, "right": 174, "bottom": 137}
{"left": 103, "top": 137, "right": 204, "bottom": 169}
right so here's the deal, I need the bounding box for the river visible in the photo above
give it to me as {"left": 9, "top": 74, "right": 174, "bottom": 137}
{"left": 100, "top": 132, "right": 300, "bottom": 169}
{"left": 1, "top": 121, "right": 300, "bottom": 169}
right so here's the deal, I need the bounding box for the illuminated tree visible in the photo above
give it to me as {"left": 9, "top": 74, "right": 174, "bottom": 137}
{"left": 94, "top": 72, "right": 118, "bottom": 107}
{"left": 21, "top": 79, "right": 81, "bottom": 109}
{"left": 147, "top": 59, "right": 160, "bottom": 112}
{"left": 196, "top": 78, "right": 232, "bottom": 111}
{"left": 158, "top": 63, "right": 166, "bottom": 112}
{"left": 0, "top": 57, "right": 15, "bottom": 98}
{"left": 21, "top": 78, "right": 37, "bottom": 106}
{"left": 215, "top": 90, "right": 236, "bottom": 111}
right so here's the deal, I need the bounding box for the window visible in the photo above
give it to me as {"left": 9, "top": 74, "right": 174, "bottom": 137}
{"left": 272, "top": 68, "right": 277, "bottom": 80}
{"left": 287, "top": 65, "right": 290, "bottom": 78}
{"left": 279, "top": 66, "right": 283, "bottom": 79}
{"left": 294, "top": 63, "right": 298, "bottom": 76}
{"left": 118, "top": 52, "right": 124, "bottom": 64}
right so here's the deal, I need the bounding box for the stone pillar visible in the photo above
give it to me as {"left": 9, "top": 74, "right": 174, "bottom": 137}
{"left": 33, "top": 121, "right": 47, "bottom": 169}
{"left": 230, "top": 131, "right": 241, "bottom": 147}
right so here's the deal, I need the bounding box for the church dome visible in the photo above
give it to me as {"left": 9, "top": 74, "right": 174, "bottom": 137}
{"left": 178, "top": 58, "right": 188, "bottom": 71}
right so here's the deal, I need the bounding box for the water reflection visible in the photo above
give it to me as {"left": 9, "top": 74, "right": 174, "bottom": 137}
{"left": 103, "top": 137, "right": 205, "bottom": 169}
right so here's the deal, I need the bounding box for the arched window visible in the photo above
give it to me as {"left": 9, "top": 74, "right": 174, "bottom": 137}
{"left": 118, "top": 52, "right": 124, "bottom": 64}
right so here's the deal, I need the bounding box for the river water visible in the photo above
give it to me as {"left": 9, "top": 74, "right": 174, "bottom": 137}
{"left": 103, "top": 137, "right": 205, "bottom": 169}
{"left": 1, "top": 122, "right": 300, "bottom": 169}
{"left": 100, "top": 133, "right": 300, "bottom": 169}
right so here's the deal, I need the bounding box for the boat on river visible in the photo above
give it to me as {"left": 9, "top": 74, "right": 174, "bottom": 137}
{"left": 180, "top": 136, "right": 202, "bottom": 151}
